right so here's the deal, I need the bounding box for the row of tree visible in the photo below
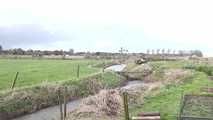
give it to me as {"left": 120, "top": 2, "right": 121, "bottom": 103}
{"left": 146, "top": 49, "right": 203, "bottom": 57}
{"left": 0, "top": 45, "right": 74, "bottom": 56}
{"left": 0, "top": 45, "right": 203, "bottom": 57}
{"left": 0, "top": 45, "right": 2, "bottom": 52}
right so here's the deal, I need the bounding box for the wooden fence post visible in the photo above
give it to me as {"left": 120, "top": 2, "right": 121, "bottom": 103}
{"left": 11, "top": 72, "right": 19, "bottom": 90}
{"left": 63, "top": 87, "right": 68, "bottom": 119}
{"left": 123, "top": 92, "right": 130, "bottom": 120}
{"left": 58, "top": 89, "right": 63, "bottom": 120}
{"left": 77, "top": 65, "right": 80, "bottom": 78}
{"left": 102, "top": 62, "right": 105, "bottom": 72}
{"left": 178, "top": 92, "right": 184, "bottom": 120}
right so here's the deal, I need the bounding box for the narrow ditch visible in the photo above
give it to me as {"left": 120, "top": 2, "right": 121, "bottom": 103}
{"left": 12, "top": 64, "right": 144, "bottom": 120}
{"left": 13, "top": 80, "right": 144, "bottom": 120}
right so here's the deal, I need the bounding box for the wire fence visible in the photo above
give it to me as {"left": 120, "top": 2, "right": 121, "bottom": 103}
{"left": 179, "top": 94, "right": 213, "bottom": 120}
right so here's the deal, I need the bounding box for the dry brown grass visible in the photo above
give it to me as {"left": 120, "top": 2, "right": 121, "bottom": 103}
{"left": 66, "top": 90, "right": 123, "bottom": 120}
{"left": 143, "top": 69, "right": 192, "bottom": 83}
{"left": 124, "top": 63, "right": 153, "bottom": 80}
{"left": 163, "top": 69, "right": 192, "bottom": 84}
{"left": 65, "top": 68, "right": 192, "bottom": 120}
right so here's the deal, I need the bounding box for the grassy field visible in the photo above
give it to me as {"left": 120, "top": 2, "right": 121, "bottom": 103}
{"left": 1, "top": 59, "right": 213, "bottom": 120}
{"left": 128, "top": 61, "right": 213, "bottom": 120}
{"left": 0, "top": 59, "right": 104, "bottom": 90}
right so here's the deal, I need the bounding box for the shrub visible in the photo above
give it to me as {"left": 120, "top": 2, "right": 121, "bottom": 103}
{"left": 195, "top": 65, "right": 213, "bottom": 76}
{"left": 183, "top": 64, "right": 196, "bottom": 70}
{"left": 184, "top": 64, "right": 213, "bottom": 76}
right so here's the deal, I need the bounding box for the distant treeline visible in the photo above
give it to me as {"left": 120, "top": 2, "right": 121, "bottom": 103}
{"left": 0, "top": 45, "right": 75, "bottom": 56}
{"left": 0, "top": 45, "right": 203, "bottom": 57}
{"left": 145, "top": 49, "right": 203, "bottom": 57}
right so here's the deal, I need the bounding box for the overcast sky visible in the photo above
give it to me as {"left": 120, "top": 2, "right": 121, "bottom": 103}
{"left": 0, "top": 0, "right": 213, "bottom": 56}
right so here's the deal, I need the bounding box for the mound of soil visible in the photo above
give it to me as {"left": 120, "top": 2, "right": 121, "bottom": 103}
{"left": 125, "top": 64, "right": 153, "bottom": 80}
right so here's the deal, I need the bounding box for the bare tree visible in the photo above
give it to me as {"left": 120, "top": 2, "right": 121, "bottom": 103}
{"left": 146, "top": 49, "right": 150, "bottom": 55}
{"left": 0, "top": 45, "right": 2, "bottom": 54}
{"left": 161, "top": 49, "right": 165, "bottom": 55}
{"left": 178, "top": 50, "right": 184, "bottom": 56}
{"left": 12, "top": 48, "right": 25, "bottom": 55}
{"left": 167, "top": 49, "right": 171, "bottom": 55}
{"left": 26, "top": 49, "right": 34, "bottom": 55}
{"left": 157, "top": 49, "right": 160, "bottom": 54}
{"left": 151, "top": 49, "right": 155, "bottom": 54}
{"left": 173, "top": 50, "right": 176, "bottom": 55}
{"left": 191, "top": 50, "right": 203, "bottom": 57}
{"left": 69, "top": 49, "right": 74, "bottom": 55}
{"left": 0, "top": 45, "right": 2, "bottom": 51}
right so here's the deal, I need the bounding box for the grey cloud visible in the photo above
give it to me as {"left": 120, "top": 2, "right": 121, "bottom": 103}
{"left": 0, "top": 24, "right": 65, "bottom": 49}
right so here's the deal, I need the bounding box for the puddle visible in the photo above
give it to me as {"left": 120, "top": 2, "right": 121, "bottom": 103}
{"left": 104, "top": 64, "right": 126, "bottom": 72}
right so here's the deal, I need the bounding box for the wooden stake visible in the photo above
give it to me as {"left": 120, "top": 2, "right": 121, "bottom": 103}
{"left": 58, "top": 89, "right": 63, "bottom": 120}
{"left": 63, "top": 87, "right": 68, "bottom": 119}
{"left": 178, "top": 92, "right": 184, "bottom": 120}
{"left": 123, "top": 92, "right": 129, "bottom": 120}
{"left": 11, "top": 72, "right": 19, "bottom": 90}
{"left": 77, "top": 65, "right": 80, "bottom": 78}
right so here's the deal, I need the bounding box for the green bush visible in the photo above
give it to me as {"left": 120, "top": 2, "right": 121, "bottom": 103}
{"left": 195, "top": 65, "right": 213, "bottom": 76}
{"left": 183, "top": 64, "right": 196, "bottom": 70}
{"left": 184, "top": 64, "right": 213, "bottom": 76}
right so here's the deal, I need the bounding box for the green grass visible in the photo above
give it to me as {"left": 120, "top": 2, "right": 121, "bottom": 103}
{"left": 129, "top": 72, "right": 213, "bottom": 120}
{"left": 0, "top": 59, "right": 105, "bottom": 90}
{"left": 183, "top": 62, "right": 213, "bottom": 76}
{"left": 2, "top": 59, "right": 213, "bottom": 119}
{"left": 182, "top": 95, "right": 213, "bottom": 118}
{"left": 125, "top": 60, "right": 191, "bottom": 73}
{"left": 149, "top": 60, "right": 191, "bottom": 69}
{"left": 0, "top": 71, "right": 125, "bottom": 119}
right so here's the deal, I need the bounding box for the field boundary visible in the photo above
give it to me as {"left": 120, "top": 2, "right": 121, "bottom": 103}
{"left": 179, "top": 94, "right": 213, "bottom": 120}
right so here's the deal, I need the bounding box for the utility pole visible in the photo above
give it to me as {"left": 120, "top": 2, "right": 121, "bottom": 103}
{"left": 119, "top": 47, "right": 128, "bottom": 62}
